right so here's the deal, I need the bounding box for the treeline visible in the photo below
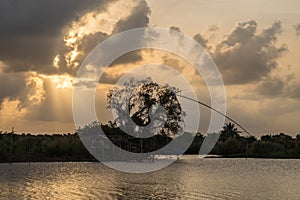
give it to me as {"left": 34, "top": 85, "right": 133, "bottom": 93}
{"left": 0, "top": 123, "right": 300, "bottom": 162}
{"left": 0, "top": 132, "right": 94, "bottom": 162}
{"left": 188, "top": 123, "right": 300, "bottom": 158}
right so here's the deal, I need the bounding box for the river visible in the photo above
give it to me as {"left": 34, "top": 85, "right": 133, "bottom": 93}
{"left": 0, "top": 156, "right": 299, "bottom": 199}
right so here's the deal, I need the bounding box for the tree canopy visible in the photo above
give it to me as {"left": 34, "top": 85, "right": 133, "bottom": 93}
{"left": 107, "top": 77, "right": 184, "bottom": 137}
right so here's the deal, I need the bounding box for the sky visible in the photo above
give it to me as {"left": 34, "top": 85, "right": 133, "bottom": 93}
{"left": 0, "top": 0, "right": 299, "bottom": 137}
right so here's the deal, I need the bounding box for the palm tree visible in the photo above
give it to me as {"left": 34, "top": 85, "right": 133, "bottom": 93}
{"left": 219, "top": 123, "right": 241, "bottom": 142}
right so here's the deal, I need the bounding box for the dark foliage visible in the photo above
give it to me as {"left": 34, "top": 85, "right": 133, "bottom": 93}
{"left": 0, "top": 124, "right": 300, "bottom": 162}
{"left": 107, "top": 78, "right": 184, "bottom": 137}
{"left": 0, "top": 131, "right": 94, "bottom": 162}
{"left": 210, "top": 124, "right": 300, "bottom": 158}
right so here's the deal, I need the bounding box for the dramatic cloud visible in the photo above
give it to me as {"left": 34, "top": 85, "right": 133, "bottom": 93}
{"left": 0, "top": 72, "right": 45, "bottom": 111}
{"left": 0, "top": 0, "right": 113, "bottom": 74}
{"left": 0, "top": 0, "right": 115, "bottom": 111}
{"left": 61, "top": 0, "right": 150, "bottom": 74}
{"left": 0, "top": 0, "right": 150, "bottom": 76}
{"left": 286, "top": 82, "right": 300, "bottom": 99}
{"left": 78, "top": 32, "right": 108, "bottom": 56}
{"left": 1, "top": 1, "right": 300, "bottom": 136}
{"left": 0, "top": 0, "right": 152, "bottom": 123}
{"left": 0, "top": 73, "right": 27, "bottom": 107}
{"left": 254, "top": 70, "right": 300, "bottom": 99}
{"left": 112, "top": 0, "right": 150, "bottom": 34}
{"left": 68, "top": 31, "right": 109, "bottom": 75}
{"left": 294, "top": 23, "right": 300, "bottom": 36}
{"left": 256, "top": 76, "right": 285, "bottom": 97}
{"left": 193, "top": 33, "right": 209, "bottom": 50}
{"left": 212, "top": 20, "right": 288, "bottom": 84}
{"left": 110, "top": 0, "right": 150, "bottom": 66}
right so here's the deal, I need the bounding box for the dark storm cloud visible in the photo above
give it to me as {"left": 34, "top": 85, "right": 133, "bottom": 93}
{"left": 0, "top": 73, "right": 27, "bottom": 108}
{"left": 78, "top": 32, "right": 109, "bottom": 54}
{"left": 256, "top": 77, "right": 285, "bottom": 97}
{"left": 109, "top": 0, "right": 150, "bottom": 66}
{"left": 254, "top": 72, "right": 300, "bottom": 100}
{"left": 288, "top": 83, "right": 300, "bottom": 98}
{"left": 0, "top": 0, "right": 153, "bottom": 116}
{"left": 69, "top": 0, "right": 151, "bottom": 73}
{"left": 294, "top": 23, "right": 300, "bottom": 36}
{"left": 212, "top": 20, "right": 288, "bottom": 84}
{"left": 193, "top": 33, "right": 209, "bottom": 50}
{"left": 67, "top": 31, "right": 109, "bottom": 75}
{"left": 112, "top": 0, "right": 150, "bottom": 34}
{"left": 257, "top": 79, "right": 300, "bottom": 99}
{"left": 0, "top": 0, "right": 112, "bottom": 73}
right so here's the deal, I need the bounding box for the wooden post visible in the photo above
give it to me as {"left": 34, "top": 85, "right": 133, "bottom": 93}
{"left": 9, "top": 127, "right": 14, "bottom": 163}
{"left": 245, "top": 141, "right": 249, "bottom": 160}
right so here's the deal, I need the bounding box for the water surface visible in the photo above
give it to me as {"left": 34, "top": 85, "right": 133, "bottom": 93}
{"left": 0, "top": 157, "right": 299, "bottom": 199}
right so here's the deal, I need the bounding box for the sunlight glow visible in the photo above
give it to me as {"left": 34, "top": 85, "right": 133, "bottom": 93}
{"left": 53, "top": 55, "right": 60, "bottom": 69}
{"left": 26, "top": 74, "right": 46, "bottom": 106}
{"left": 0, "top": 61, "right": 6, "bottom": 73}
{"left": 43, "top": 74, "right": 74, "bottom": 89}
{"left": 63, "top": 0, "right": 139, "bottom": 69}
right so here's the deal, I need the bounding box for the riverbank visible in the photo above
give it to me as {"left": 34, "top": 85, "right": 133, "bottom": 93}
{"left": 1, "top": 129, "right": 299, "bottom": 162}
{"left": 1, "top": 154, "right": 300, "bottom": 164}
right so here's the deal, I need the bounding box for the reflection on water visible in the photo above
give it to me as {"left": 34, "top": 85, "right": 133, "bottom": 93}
{"left": 0, "top": 157, "right": 300, "bottom": 199}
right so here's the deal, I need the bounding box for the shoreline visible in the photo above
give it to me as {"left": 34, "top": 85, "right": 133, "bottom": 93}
{"left": 1, "top": 155, "right": 300, "bottom": 164}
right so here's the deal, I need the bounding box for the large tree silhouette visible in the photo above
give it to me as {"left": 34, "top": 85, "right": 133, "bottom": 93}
{"left": 107, "top": 77, "right": 184, "bottom": 137}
